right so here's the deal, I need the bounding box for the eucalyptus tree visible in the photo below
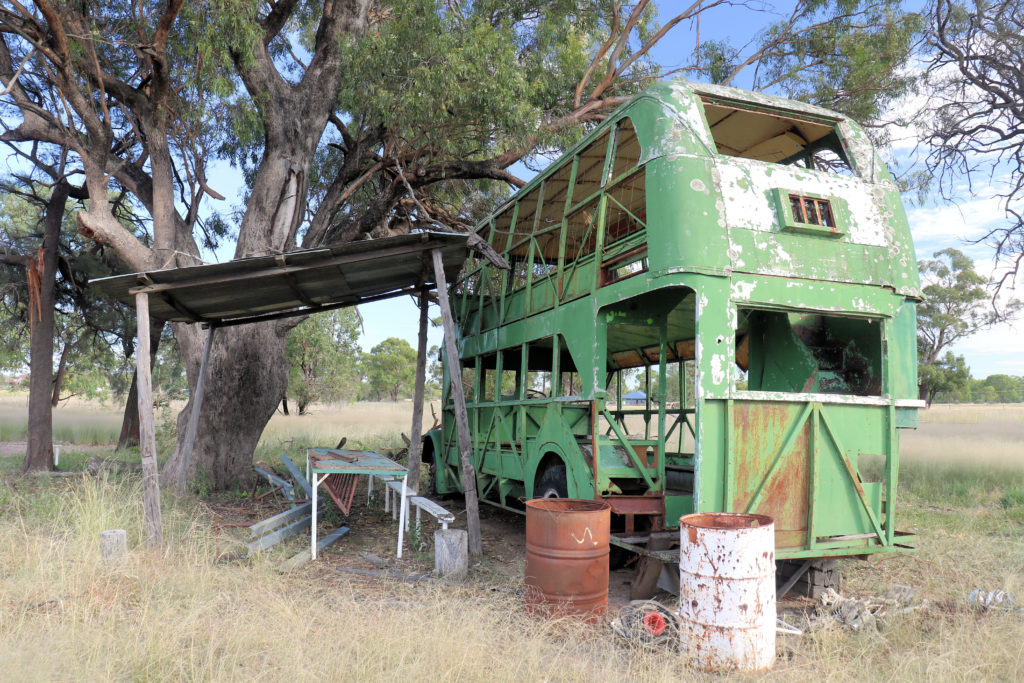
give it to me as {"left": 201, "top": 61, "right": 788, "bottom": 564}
{"left": 925, "top": 0, "right": 1024, "bottom": 290}
{"left": 285, "top": 308, "right": 362, "bottom": 415}
{"left": 917, "top": 248, "right": 1019, "bottom": 404}
{"left": 0, "top": 174, "right": 136, "bottom": 470}
{"left": 0, "top": 0, "right": 921, "bottom": 488}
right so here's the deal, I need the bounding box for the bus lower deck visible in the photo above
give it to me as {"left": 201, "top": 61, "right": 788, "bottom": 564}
{"left": 425, "top": 80, "right": 922, "bottom": 563}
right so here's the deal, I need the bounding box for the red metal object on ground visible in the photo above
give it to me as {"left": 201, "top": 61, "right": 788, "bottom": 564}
{"left": 524, "top": 498, "right": 611, "bottom": 622}
{"left": 320, "top": 472, "right": 359, "bottom": 514}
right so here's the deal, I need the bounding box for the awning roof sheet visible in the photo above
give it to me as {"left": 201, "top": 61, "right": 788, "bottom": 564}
{"left": 90, "top": 232, "right": 470, "bottom": 326}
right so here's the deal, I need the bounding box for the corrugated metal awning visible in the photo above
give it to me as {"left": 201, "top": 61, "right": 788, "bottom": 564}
{"left": 90, "top": 232, "right": 470, "bottom": 326}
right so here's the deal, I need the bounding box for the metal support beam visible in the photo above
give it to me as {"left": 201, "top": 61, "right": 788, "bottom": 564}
{"left": 176, "top": 325, "right": 216, "bottom": 497}
{"left": 135, "top": 292, "right": 163, "bottom": 548}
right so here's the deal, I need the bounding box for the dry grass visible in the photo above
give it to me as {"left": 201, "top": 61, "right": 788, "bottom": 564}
{"left": 1, "top": 400, "right": 1023, "bottom": 680}
{"left": 259, "top": 400, "right": 435, "bottom": 451}
{"left": 0, "top": 477, "right": 691, "bottom": 682}
{"left": 0, "top": 392, "right": 123, "bottom": 445}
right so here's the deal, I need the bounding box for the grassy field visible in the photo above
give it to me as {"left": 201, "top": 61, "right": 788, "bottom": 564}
{"left": 0, "top": 398, "right": 1022, "bottom": 680}
{"left": 0, "top": 393, "right": 124, "bottom": 446}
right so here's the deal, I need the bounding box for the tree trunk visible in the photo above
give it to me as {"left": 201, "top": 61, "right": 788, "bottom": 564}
{"left": 22, "top": 182, "right": 69, "bottom": 473}
{"left": 117, "top": 318, "right": 164, "bottom": 450}
{"left": 117, "top": 372, "right": 141, "bottom": 450}
{"left": 50, "top": 339, "right": 70, "bottom": 407}
{"left": 281, "top": 397, "right": 290, "bottom": 416}
{"left": 161, "top": 321, "right": 290, "bottom": 490}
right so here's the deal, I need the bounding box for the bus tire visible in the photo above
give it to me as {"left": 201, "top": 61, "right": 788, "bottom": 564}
{"left": 534, "top": 465, "right": 568, "bottom": 498}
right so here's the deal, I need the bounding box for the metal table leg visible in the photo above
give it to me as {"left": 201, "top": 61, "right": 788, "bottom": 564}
{"left": 397, "top": 474, "right": 409, "bottom": 558}
{"left": 311, "top": 473, "right": 326, "bottom": 560}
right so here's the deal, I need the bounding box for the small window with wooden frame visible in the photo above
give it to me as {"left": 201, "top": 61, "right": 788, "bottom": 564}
{"left": 601, "top": 246, "right": 648, "bottom": 286}
{"left": 771, "top": 189, "right": 847, "bottom": 238}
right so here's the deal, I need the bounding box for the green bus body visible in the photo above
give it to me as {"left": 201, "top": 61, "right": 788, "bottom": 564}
{"left": 427, "top": 81, "right": 922, "bottom": 560}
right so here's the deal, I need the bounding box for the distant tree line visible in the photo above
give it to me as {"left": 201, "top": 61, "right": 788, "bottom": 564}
{"left": 2, "top": 304, "right": 440, "bottom": 413}
{"left": 930, "top": 374, "right": 1024, "bottom": 405}
{"left": 282, "top": 308, "right": 440, "bottom": 414}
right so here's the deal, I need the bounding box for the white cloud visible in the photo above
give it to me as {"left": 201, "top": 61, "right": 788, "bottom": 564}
{"left": 906, "top": 195, "right": 1007, "bottom": 246}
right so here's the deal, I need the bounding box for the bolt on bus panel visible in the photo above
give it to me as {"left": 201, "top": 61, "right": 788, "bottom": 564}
{"left": 424, "top": 80, "right": 922, "bottom": 562}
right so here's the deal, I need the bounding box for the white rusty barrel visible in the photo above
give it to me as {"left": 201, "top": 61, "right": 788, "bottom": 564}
{"left": 678, "top": 512, "right": 775, "bottom": 672}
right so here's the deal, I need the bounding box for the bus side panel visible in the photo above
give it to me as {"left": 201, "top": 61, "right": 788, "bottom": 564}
{"left": 645, "top": 156, "right": 731, "bottom": 278}
{"left": 888, "top": 302, "right": 919, "bottom": 401}
{"left": 704, "top": 399, "right": 889, "bottom": 555}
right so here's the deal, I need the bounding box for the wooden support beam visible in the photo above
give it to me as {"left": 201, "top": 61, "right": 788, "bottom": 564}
{"left": 176, "top": 326, "right": 216, "bottom": 497}
{"left": 406, "top": 289, "right": 429, "bottom": 492}
{"left": 135, "top": 293, "right": 163, "bottom": 548}
{"left": 431, "top": 249, "right": 482, "bottom": 556}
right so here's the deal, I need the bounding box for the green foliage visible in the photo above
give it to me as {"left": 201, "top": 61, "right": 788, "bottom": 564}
{"left": 919, "top": 352, "right": 970, "bottom": 405}
{"left": 953, "top": 374, "right": 1024, "bottom": 404}
{"left": 285, "top": 309, "right": 362, "bottom": 413}
{"left": 916, "top": 248, "right": 1019, "bottom": 404}
{"left": 153, "top": 330, "right": 188, "bottom": 405}
{"left": 363, "top": 337, "right": 417, "bottom": 401}
{"left": 977, "top": 374, "right": 1024, "bottom": 403}
{"left": 426, "top": 345, "right": 443, "bottom": 400}
{"left": 691, "top": 0, "right": 923, "bottom": 138}
{"left": 0, "top": 188, "right": 140, "bottom": 404}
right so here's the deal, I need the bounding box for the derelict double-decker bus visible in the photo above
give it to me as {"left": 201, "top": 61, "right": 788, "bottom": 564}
{"left": 423, "top": 80, "right": 922, "bottom": 564}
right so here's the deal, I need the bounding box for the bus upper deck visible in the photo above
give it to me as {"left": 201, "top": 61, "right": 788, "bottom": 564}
{"left": 428, "top": 80, "right": 922, "bottom": 561}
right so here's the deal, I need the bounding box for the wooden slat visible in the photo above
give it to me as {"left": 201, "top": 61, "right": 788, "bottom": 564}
{"left": 409, "top": 496, "right": 456, "bottom": 524}
{"left": 433, "top": 248, "right": 483, "bottom": 556}
{"left": 254, "top": 466, "right": 295, "bottom": 501}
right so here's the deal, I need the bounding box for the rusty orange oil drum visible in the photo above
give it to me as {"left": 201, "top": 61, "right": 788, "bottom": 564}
{"left": 524, "top": 498, "right": 611, "bottom": 622}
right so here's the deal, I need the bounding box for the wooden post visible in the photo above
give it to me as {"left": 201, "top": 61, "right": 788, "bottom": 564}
{"left": 99, "top": 529, "right": 127, "bottom": 561}
{"left": 135, "top": 293, "right": 163, "bottom": 548}
{"left": 434, "top": 528, "right": 468, "bottom": 580}
{"left": 176, "top": 325, "right": 216, "bottom": 497}
{"left": 406, "top": 289, "right": 429, "bottom": 492}
{"left": 431, "top": 249, "right": 482, "bottom": 556}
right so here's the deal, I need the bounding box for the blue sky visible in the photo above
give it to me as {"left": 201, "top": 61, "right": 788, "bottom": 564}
{"left": 207, "top": 3, "right": 1020, "bottom": 380}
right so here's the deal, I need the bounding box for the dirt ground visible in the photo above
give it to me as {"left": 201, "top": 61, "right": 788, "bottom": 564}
{"left": 206, "top": 480, "right": 669, "bottom": 613}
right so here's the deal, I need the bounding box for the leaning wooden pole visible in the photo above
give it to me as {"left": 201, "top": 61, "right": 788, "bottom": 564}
{"left": 176, "top": 325, "right": 216, "bottom": 497}
{"left": 134, "top": 293, "right": 163, "bottom": 548}
{"left": 406, "top": 289, "right": 429, "bottom": 492}
{"left": 431, "top": 249, "right": 482, "bottom": 556}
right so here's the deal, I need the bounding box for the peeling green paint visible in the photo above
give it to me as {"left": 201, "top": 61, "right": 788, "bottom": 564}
{"left": 433, "top": 81, "right": 920, "bottom": 561}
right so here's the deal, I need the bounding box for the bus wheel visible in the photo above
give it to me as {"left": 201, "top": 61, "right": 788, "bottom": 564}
{"left": 428, "top": 462, "right": 438, "bottom": 496}
{"left": 534, "top": 465, "right": 568, "bottom": 498}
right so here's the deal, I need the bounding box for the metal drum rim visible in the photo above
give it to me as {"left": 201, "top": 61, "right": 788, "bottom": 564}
{"left": 526, "top": 498, "right": 612, "bottom": 514}
{"left": 679, "top": 512, "right": 774, "bottom": 530}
